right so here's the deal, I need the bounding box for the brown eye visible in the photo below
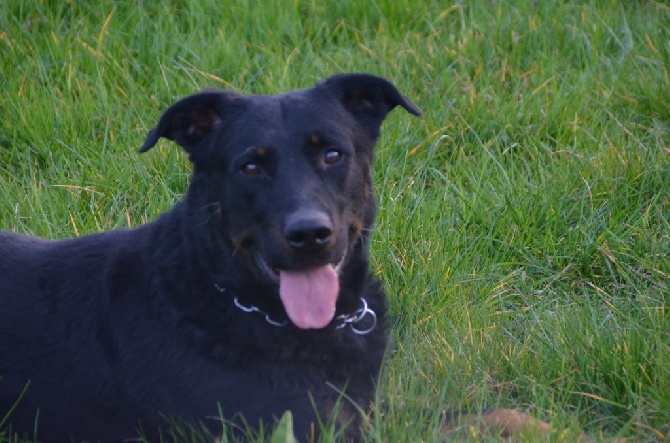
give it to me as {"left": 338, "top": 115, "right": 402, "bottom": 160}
{"left": 324, "top": 149, "right": 342, "bottom": 165}
{"left": 242, "top": 162, "right": 261, "bottom": 176}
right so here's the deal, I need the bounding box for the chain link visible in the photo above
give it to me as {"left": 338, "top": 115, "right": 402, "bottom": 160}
{"left": 215, "top": 284, "right": 377, "bottom": 335}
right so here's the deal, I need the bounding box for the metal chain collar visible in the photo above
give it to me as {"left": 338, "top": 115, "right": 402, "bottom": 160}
{"left": 214, "top": 283, "right": 377, "bottom": 335}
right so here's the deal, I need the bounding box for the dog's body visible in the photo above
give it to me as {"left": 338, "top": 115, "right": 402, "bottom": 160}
{"left": 0, "top": 74, "right": 417, "bottom": 441}
{"left": 0, "top": 74, "right": 566, "bottom": 442}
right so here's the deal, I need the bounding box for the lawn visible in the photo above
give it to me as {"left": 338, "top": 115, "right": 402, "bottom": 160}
{"left": 1, "top": 0, "right": 669, "bottom": 441}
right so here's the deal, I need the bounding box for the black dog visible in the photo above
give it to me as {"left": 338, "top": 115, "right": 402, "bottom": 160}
{"left": 1, "top": 74, "right": 566, "bottom": 443}
{"left": 0, "top": 74, "right": 422, "bottom": 441}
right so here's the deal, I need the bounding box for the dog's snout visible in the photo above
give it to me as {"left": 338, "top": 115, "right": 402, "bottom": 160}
{"left": 283, "top": 210, "right": 333, "bottom": 251}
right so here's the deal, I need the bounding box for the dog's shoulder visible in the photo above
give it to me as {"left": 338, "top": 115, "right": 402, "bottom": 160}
{"left": 0, "top": 231, "right": 55, "bottom": 275}
{"left": 0, "top": 230, "right": 53, "bottom": 249}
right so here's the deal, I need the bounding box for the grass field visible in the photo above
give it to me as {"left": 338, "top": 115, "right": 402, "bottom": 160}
{"left": 1, "top": 0, "right": 669, "bottom": 441}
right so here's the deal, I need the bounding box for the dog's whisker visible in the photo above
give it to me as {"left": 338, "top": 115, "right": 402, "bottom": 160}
{"left": 194, "top": 202, "right": 223, "bottom": 228}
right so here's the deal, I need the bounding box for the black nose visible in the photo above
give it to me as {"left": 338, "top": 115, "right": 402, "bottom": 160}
{"left": 283, "top": 210, "right": 333, "bottom": 251}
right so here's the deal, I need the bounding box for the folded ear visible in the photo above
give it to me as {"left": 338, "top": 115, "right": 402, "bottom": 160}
{"left": 318, "top": 73, "right": 422, "bottom": 139}
{"left": 139, "top": 90, "right": 237, "bottom": 153}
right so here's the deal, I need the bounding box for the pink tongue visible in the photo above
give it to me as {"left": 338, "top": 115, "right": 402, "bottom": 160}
{"left": 279, "top": 265, "right": 339, "bottom": 329}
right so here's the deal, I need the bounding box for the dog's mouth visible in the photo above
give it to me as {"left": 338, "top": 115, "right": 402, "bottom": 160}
{"left": 254, "top": 253, "right": 346, "bottom": 330}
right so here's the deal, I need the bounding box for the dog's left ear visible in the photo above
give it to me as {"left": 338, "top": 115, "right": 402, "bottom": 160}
{"left": 139, "top": 90, "right": 236, "bottom": 153}
{"left": 319, "top": 73, "right": 422, "bottom": 139}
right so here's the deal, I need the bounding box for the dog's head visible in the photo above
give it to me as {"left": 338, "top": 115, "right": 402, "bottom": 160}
{"left": 140, "top": 74, "right": 420, "bottom": 329}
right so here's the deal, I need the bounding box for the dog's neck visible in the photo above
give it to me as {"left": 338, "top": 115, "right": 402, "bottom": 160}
{"left": 213, "top": 283, "right": 377, "bottom": 335}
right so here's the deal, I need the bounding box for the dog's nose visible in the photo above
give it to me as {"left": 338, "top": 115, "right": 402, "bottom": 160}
{"left": 283, "top": 210, "right": 333, "bottom": 251}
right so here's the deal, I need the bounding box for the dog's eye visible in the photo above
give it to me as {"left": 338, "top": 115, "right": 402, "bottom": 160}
{"left": 324, "top": 150, "right": 342, "bottom": 165}
{"left": 242, "top": 162, "right": 261, "bottom": 176}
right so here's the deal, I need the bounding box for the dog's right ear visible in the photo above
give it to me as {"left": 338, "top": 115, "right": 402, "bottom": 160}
{"left": 140, "top": 91, "right": 234, "bottom": 153}
{"left": 318, "top": 73, "right": 422, "bottom": 141}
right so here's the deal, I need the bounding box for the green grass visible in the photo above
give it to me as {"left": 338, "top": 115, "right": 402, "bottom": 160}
{"left": 1, "top": 0, "right": 669, "bottom": 441}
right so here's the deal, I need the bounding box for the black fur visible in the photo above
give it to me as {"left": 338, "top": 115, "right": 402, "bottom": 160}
{"left": 0, "top": 74, "right": 421, "bottom": 442}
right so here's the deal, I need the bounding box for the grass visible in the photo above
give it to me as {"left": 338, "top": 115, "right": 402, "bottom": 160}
{"left": 1, "top": 0, "right": 669, "bottom": 441}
